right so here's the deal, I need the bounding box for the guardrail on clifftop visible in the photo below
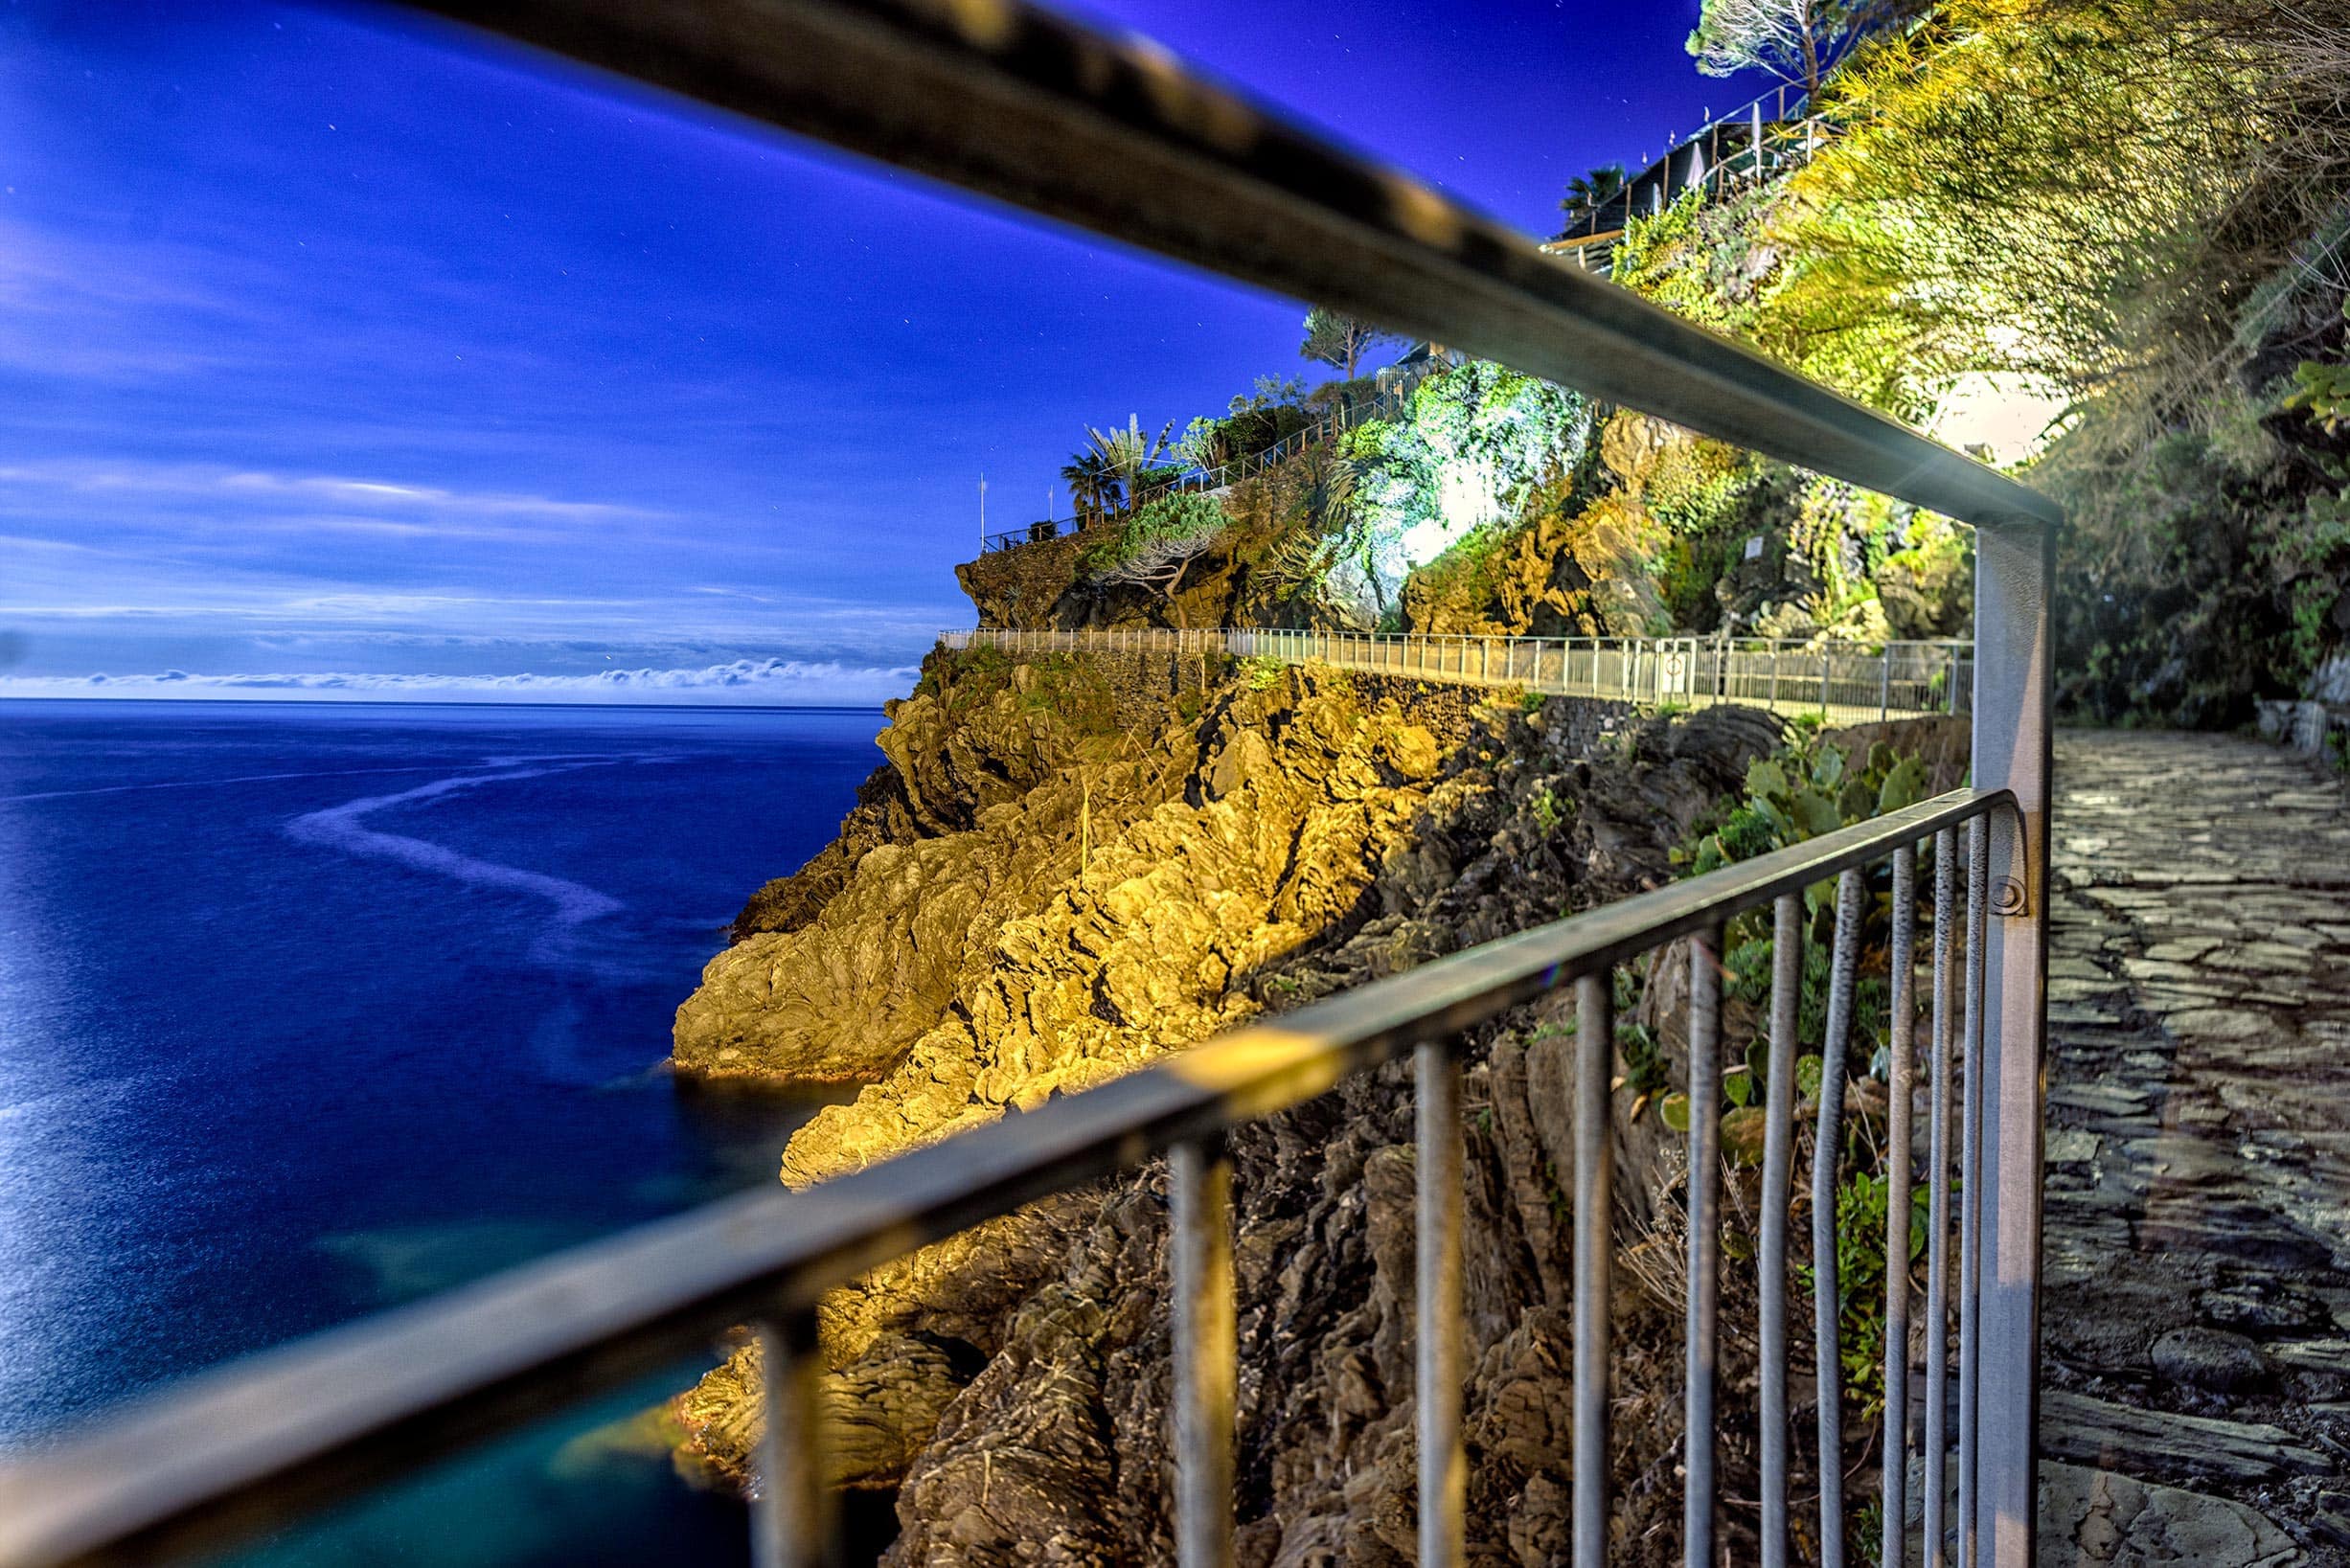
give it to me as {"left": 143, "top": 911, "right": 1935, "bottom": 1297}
{"left": 0, "top": 3, "right": 2056, "bottom": 1566}
{"left": 942, "top": 625, "right": 1974, "bottom": 726}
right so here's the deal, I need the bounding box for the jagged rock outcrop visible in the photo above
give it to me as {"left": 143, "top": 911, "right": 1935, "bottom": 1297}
{"left": 669, "top": 647, "right": 1838, "bottom": 1559}
{"left": 678, "top": 651, "right": 1216, "bottom": 1079}
{"left": 1400, "top": 496, "right": 1667, "bottom": 638}
{"left": 954, "top": 461, "right": 1367, "bottom": 634}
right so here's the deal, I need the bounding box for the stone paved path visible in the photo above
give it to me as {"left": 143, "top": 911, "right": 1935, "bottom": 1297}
{"left": 2040, "top": 730, "right": 2350, "bottom": 1563}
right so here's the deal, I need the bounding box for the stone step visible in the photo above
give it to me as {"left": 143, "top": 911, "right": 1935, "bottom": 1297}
{"left": 1902, "top": 1457, "right": 2303, "bottom": 1566}
{"left": 2041, "top": 1388, "right": 2332, "bottom": 1484}
{"left": 2036, "top": 1460, "right": 2302, "bottom": 1567}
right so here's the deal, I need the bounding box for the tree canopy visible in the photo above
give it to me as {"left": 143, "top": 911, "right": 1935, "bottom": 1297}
{"left": 1299, "top": 307, "right": 1398, "bottom": 380}
{"left": 1082, "top": 416, "right": 1175, "bottom": 514}
{"left": 1686, "top": 0, "right": 1873, "bottom": 96}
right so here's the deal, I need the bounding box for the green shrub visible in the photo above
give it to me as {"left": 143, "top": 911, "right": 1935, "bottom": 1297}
{"left": 1798, "top": 1171, "right": 1929, "bottom": 1420}
{"left": 1239, "top": 655, "right": 1287, "bottom": 692}
{"left": 1083, "top": 490, "right": 1229, "bottom": 573}
{"left": 2285, "top": 305, "right": 2350, "bottom": 435}
{"left": 1676, "top": 735, "right": 1929, "bottom": 886}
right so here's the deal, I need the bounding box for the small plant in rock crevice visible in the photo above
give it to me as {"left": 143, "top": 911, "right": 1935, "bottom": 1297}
{"left": 1239, "top": 655, "right": 1287, "bottom": 692}
{"left": 1530, "top": 784, "right": 1564, "bottom": 835}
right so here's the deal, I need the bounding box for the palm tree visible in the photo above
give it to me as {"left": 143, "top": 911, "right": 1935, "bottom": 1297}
{"left": 1059, "top": 449, "right": 1121, "bottom": 526}
{"left": 1084, "top": 415, "right": 1175, "bottom": 514}
{"left": 1558, "top": 164, "right": 1627, "bottom": 232}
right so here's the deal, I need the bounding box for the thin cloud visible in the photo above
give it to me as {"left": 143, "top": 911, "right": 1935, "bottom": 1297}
{"left": 0, "top": 657, "right": 919, "bottom": 706}
{"left": 0, "top": 459, "right": 662, "bottom": 524}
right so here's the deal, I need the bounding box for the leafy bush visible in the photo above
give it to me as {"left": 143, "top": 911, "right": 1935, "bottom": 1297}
{"left": 1239, "top": 655, "right": 1287, "bottom": 692}
{"left": 1677, "top": 735, "right": 1929, "bottom": 884}
{"left": 1083, "top": 490, "right": 1229, "bottom": 573}
{"left": 1612, "top": 186, "right": 1764, "bottom": 341}
{"left": 1669, "top": 731, "right": 1940, "bottom": 1476}
{"left": 1674, "top": 731, "right": 1931, "bottom": 1120}
{"left": 1216, "top": 376, "right": 1314, "bottom": 459}
{"left": 1343, "top": 361, "right": 1590, "bottom": 585}
{"left": 1797, "top": 1170, "right": 1928, "bottom": 1419}
{"left": 2288, "top": 353, "right": 2350, "bottom": 436}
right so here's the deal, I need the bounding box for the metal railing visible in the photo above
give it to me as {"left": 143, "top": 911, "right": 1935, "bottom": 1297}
{"left": 979, "top": 364, "right": 1440, "bottom": 554}
{"left": 0, "top": 787, "right": 2024, "bottom": 1568}
{"left": 0, "top": 1, "right": 2055, "bottom": 1565}
{"left": 1550, "top": 81, "right": 1819, "bottom": 273}
{"left": 942, "top": 625, "right": 1975, "bottom": 724}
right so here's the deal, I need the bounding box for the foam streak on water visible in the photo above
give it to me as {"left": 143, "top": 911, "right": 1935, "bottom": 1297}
{"left": 285, "top": 764, "right": 627, "bottom": 925}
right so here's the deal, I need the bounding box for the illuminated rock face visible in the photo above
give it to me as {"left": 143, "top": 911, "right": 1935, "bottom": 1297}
{"left": 1400, "top": 493, "right": 1668, "bottom": 638}
{"left": 673, "top": 649, "right": 1497, "bottom": 1488}
{"left": 668, "top": 645, "right": 1824, "bottom": 1549}
{"left": 673, "top": 651, "right": 1449, "bottom": 1085}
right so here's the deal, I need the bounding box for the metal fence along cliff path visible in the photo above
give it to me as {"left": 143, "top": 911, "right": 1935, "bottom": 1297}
{"left": 942, "top": 626, "right": 1975, "bottom": 726}
{"left": 0, "top": 3, "right": 2056, "bottom": 1567}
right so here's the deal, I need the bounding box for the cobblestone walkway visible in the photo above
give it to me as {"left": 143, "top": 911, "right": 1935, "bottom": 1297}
{"left": 2040, "top": 730, "right": 2350, "bottom": 1564}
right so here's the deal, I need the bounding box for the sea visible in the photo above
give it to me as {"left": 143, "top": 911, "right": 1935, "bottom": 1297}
{"left": 0, "top": 699, "right": 892, "bottom": 1565}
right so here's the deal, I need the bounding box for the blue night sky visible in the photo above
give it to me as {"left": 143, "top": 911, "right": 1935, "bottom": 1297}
{"left": 0, "top": 0, "right": 1748, "bottom": 704}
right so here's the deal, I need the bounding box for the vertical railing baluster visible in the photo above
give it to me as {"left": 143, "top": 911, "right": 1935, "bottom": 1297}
{"left": 752, "top": 1310, "right": 836, "bottom": 1568}
{"left": 1573, "top": 971, "right": 1614, "bottom": 1568}
{"left": 1924, "top": 828, "right": 1958, "bottom": 1568}
{"left": 1685, "top": 924, "right": 1725, "bottom": 1568}
{"left": 1416, "top": 1041, "right": 1466, "bottom": 1568}
{"left": 1956, "top": 816, "right": 1990, "bottom": 1567}
{"left": 1759, "top": 892, "right": 1801, "bottom": 1568}
{"left": 1171, "top": 1137, "right": 1236, "bottom": 1568}
{"left": 1814, "top": 867, "right": 1866, "bottom": 1568}
{"left": 1882, "top": 846, "right": 1918, "bottom": 1568}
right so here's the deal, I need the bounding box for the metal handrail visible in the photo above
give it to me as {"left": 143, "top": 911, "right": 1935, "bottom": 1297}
{"left": 1554, "top": 80, "right": 1817, "bottom": 249}
{"left": 407, "top": 0, "right": 2057, "bottom": 531}
{"left": 0, "top": 786, "right": 2016, "bottom": 1568}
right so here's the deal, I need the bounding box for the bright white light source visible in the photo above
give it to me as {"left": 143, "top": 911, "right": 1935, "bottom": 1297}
{"left": 1928, "top": 372, "right": 2069, "bottom": 466}
{"left": 1396, "top": 458, "right": 1504, "bottom": 568}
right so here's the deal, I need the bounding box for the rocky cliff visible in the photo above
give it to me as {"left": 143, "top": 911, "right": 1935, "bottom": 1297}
{"left": 669, "top": 634, "right": 1961, "bottom": 1561}
{"left": 955, "top": 383, "right": 1972, "bottom": 659}
{"left": 955, "top": 455, "right": 1377, "bottom": 634}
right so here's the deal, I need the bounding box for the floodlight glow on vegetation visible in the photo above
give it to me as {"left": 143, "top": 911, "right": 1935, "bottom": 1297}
{"left": 1929, "top": 372, "right": 2069, "bottom": 467}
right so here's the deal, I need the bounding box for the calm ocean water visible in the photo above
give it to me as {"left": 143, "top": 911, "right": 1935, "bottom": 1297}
{"left": 0, "top": 699, "right": 889, "bottom": 1565}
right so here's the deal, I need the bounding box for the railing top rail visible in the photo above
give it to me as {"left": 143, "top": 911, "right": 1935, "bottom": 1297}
{"left": 410, "top": 0, "right": 2058, "bottom": 531}
{"left": 0, "top": 784, "right": 2014, "bottom": 1568}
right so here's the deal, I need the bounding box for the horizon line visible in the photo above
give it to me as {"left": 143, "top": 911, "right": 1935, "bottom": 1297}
{"left": 0, "top": 693, "right": 891, "bottom": 714}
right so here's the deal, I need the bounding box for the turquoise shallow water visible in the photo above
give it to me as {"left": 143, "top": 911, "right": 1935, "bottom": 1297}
{"left": 0, "top": 699, "right": 890, "bottom": 1564}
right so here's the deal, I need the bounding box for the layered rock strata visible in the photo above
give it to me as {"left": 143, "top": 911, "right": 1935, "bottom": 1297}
{"left": 673, "top": 647, "right": 1962, "bottom": 1562}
